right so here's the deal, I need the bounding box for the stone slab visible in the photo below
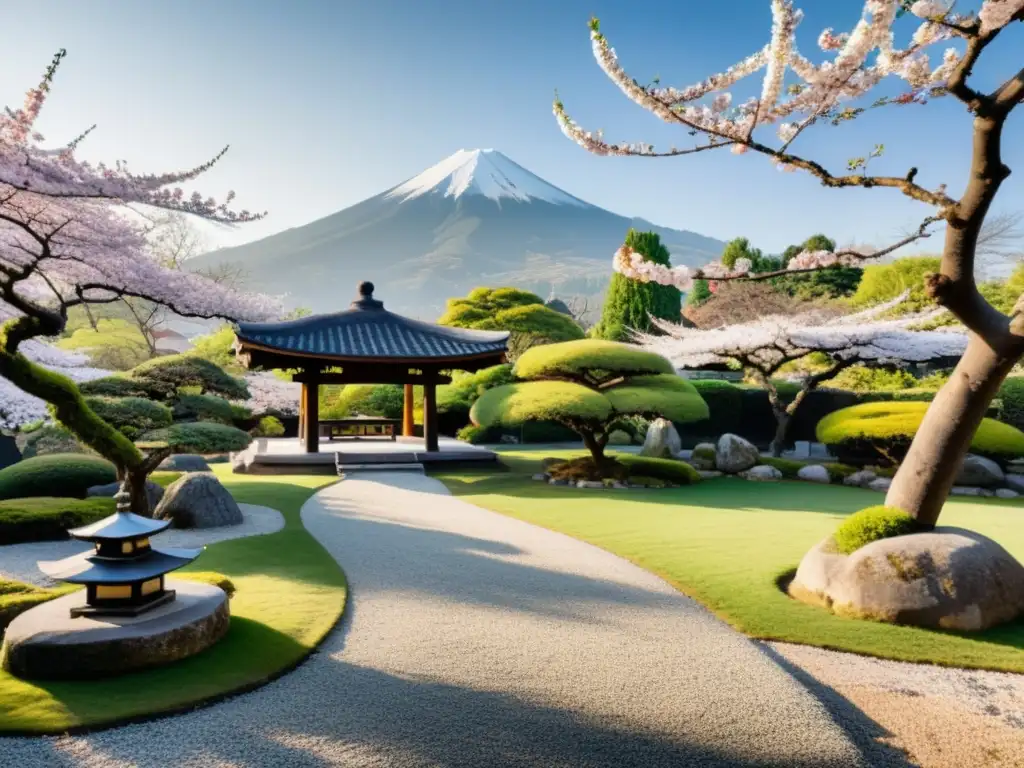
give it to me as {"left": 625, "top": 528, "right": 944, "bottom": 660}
{"left": 0, "top": 580, "right": 229, "bottom": 680}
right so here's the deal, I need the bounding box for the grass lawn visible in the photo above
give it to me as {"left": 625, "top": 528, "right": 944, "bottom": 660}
{"left": 0, "top": 467, "right": 346, "bottom": 734}
{"left": 433, "top": 448, "right": 1024, "bottom": 673}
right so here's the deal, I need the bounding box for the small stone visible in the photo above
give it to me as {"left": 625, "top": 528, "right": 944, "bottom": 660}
{"left": 576, "top": 480, "right": 604, "bottom": 489}
{"left": 697, "top": 470, "right": 723, "bottom": 480}
{"left": 716, "top": 434, "right": 760, "bottom": 474}
{"left": 640, "top": 418, "right": 682, "bottom": 459}
{"left": 532, "top": 473, "right": 550, "bottom": 482}
{"left": 950, "top": 486, "right": 984, "bottom": 497}
{"left": 689, "top": 443, "right": 717, "bottom": 471}
{"left": 158, "top": 454, "right": 212, "bottom": 473}
{"left": 956, "top": 454, "right": 1005, "bottom": 488}
{"left": 796, "top": 465, "right": 831, "bottom": 484}
{"left": 548, "top": 478, "right": 569, "bottom": 486}
{"left": 996, "top": 488, "right": 1020, "bottom": 499}
{"left": 740, "top": 465, "right": 782, "bottom": 482}
{"left": 499, "top": 435, "right": 520, "bottom": 444}
{"left": 844, "top": 470, "right": 877, "bottom": 488}
{"left": 1004, "top": 474, "right": 1024, "bottom": 493}
{"left": 154, "top": 473, "right": 243, "bottom": 528}
{"left": 867, "top": 478, "right": 892, "bottom": 493}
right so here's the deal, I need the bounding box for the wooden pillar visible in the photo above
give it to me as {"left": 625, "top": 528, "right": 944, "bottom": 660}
{"left": 403, "top": 383, "right": 415, "bottom": 437}
{"left": 303, "top": 378, "right": 319, "bottom": 454}
{"left": 298, "top": 383, "right": 306, "bottom": 442}
{"left": 423, "top": 378, "right": 439, "bottom": 453}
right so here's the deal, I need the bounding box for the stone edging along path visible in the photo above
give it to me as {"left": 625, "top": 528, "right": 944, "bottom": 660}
{"left": 3, "top": 472, "right": 911, "bottom": 767}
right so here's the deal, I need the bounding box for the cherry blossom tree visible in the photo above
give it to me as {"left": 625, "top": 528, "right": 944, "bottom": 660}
{"left": 1, "top": 50, "right": 280, "bottom": 512}
{"left": 636, "top": 295, "right": 968, "bottom": 455}
{"left": 555, "top": 0, "right": 1024, "bottom": 527}
{"left": 239, "top": 372, "right": 300, "bottom": 417}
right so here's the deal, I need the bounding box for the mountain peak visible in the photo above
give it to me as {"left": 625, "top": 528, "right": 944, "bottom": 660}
{"left": 383, "top": 148, "right": 590, "bottom": 207}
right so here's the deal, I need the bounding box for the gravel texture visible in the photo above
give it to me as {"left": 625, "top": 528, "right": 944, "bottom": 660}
{"left": 769, "top": 641, "right": 1024, "bottom": 768}
{"left": 0, "top": 503, "right": 282, "bottom": 587}
{"left": 1, "top": 473, "right": 909, "bottom": 767}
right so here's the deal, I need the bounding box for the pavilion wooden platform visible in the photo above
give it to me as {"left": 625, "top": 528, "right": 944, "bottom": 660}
{"left": 237, "top": 436, "right": 499, "bottom": 476}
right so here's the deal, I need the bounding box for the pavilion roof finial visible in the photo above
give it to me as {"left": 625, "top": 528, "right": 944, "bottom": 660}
{"left": 351, "top": 281, "right": 384, "bottom": 310}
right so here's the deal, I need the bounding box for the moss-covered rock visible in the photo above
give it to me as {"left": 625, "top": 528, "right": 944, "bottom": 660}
{"left": 833, "top": 506, "right": 918, "bottom": 555}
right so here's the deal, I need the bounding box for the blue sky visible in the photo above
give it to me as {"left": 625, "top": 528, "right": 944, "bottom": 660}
{"left": 3, "top": 0, "right": 1022, "bottom": 257}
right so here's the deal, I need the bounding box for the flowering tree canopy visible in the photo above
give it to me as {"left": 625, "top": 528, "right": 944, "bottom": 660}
{"left": 240, "top": 372, "right": 300, "bottom": 417}
{"left": 635, "top": 295, "right": 968, "bottom": 453}
{"left": 555, "top": 1, "right": 1024, "bottom": 526}
{"left": 0, "top": 50, "right": 281, "bottom": 513}
{"left": 0, "top": 341, "right": 108, "bottom": 431}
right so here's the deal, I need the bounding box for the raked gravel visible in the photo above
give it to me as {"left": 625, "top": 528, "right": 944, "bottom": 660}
{"left": 1, "top": 474, "right": 909, "bottom": 767}
{"left": 0, "top": 503, "right": 283, "bottom": 587}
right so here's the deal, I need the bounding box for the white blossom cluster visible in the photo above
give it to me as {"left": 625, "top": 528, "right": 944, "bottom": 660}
{"left": 240, "top": 372, "right": 300, "bottom": 417}
{"left": 554, "top": 0, "right": 1021, "bottom": 158}
{"left": 634, "top": 293, "right": 967, "bottom": 374}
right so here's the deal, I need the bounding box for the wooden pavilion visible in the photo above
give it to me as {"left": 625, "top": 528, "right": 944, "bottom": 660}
{"left": 233, "top": 282, "right": 509, "bottom": 454}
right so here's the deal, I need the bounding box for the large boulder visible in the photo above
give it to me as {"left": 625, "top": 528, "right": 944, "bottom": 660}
{"left": 789, "top": 528, "right": 1024, "bottom": 631}
{"left": 87, "top": 481, "right": 164, "bottom": 510}
{"left": 715, "top": 433, "right": 759, "bottom": 474}
{"left": 157, "top": 454, "right": 212, "bottom": 473}
{"left": 955, "top": 454, "right": 1005, "bottom": 488}
{"left": 689, "top": 443, "right": 717, "bottom": 470}
{"left": 639, "top": 418, "right": 682, "bottom": 459}
{"left": 797, "top": 465, "right": 831, "bottom": 484}
{"left": 154, "top": 472, "right": 243, "bottom": 528}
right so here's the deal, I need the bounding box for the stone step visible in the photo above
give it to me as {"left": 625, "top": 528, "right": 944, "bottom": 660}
{"left": 337, "top": 462, "right": 425, "bottom": 478}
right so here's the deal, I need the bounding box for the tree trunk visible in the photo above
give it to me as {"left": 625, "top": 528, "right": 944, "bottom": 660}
{"left": 885, "top": 336, "right": 1019, "bottom": 527}
{"left": 769, "top": 408, "right": 790, "bottom": 458}
{"left": 581, "top": 429, "right": 606, "bottom": 464}
{"left": 82, "top": 304, "right": 99, "bottom": 332}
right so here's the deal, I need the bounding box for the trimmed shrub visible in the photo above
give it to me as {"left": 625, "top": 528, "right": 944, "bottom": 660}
{"left": 251, "top": 416, "right": 285, "bottom": 437}
{"left": 141, "top": 422, "right": 252, "bottom": 454}
{"left": 688, "top": 380, "right": 745, "bottom": 436}
{"left": 456, "top": 424, "right": 491, "bottom": 444}
{"left": 79, "top": 375, "right": 162, "bottom": 399}
{"left": 0, "top": 497, "right": 116, "bottom": 544}
{"left": 173, "top": 394, "right": 236, "bottom": 425}
{"left": 84, "top": 396, "right": 173, "bottom": 439}
{"left": 130, "top": 354, "right": 249, "bottom": 400}
{"left": 19, "top": 425, "right": 87, "bottom": 459}
{"left": 758, "top": 457, "right": 806, "bottom": 479}
{"left": 176, "top": 571, "right": 237, "bottom": 598}
{"left": 608, "top": 430, "right": 633, "bottom": 446}
{"left": 513, "top": 339, "right": 674, "bottom": 380}
{"left": 833, "top": 506, "right": 918, "bottom": 555}
{"left": 0, "top": 454, "right": 117, "bottom": 501}
{"left": 817, "top": 401, "right": 1024, "bottom": 466}
{"left": 822, "top": 462, "right": 859, "bottom": 482}
{"left": 998, "top": 377, "right": 1024, "bottom": 432}
{"left": 322, "top": 384, "right": 404, "bottom": 420}
{"left": 618, "top": 455, "right": 701, "bottom": 485}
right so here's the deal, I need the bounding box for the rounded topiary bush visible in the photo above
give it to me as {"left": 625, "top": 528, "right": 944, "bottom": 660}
{"left": 172, "top": 393, "right": 237, "bottom": 425}
{"left": 141, "top": 422, "right": 253, "bottom": 454}
{"left": 607, "top": 429, "right": 633, "bottom": 446}
{"left": 130, "top": 354, "right": 250, "bottom": 400}
{"left": 816, "top": 401, "right": 1024, "bottom": 466}
{"left": 79, "top": 375, "right": 163, "bottom": 399}
{"left": 251, "top": 415, "right": 285, "bottom": 437}
{"left": 84, "top": 396, "right": 173, "bottom": 439}
{"left": 619, "top": 455, "right": 701, "bottom": 485}
{"left": 0, "top": 454, "right": 117, "bottom": 501}
{"left": 18, "top": 425, "right": 87, "bottom": 459}
{"left": 833, "top": 506, "right": 918, "bottom": 555}
{"left": 0, "top": 497, "right": 115, "bottom": 544}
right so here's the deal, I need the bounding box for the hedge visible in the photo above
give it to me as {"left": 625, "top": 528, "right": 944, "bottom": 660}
{"left": 817, "top": 401, "right": 1024, "bottom": 466}
{"left": 84, "top": 396, "right": 173, "bottom": 439}
{"left": 0, "top": 497, "right": 116, "bottom": 544}
{"left": 0, "top": 454, "right": 117, "bottom": 501}
{"left": 141, "top": 422, "right": 253, "bottom": 454}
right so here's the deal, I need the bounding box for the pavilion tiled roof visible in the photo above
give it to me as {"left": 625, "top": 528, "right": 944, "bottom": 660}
{"left": 235, "top": 282, "right": 509, "bottom": 362}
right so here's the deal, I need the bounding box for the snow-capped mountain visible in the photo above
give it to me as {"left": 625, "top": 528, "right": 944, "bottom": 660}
{"left": 188, "top": 149, "right": 725, "bottom": 319}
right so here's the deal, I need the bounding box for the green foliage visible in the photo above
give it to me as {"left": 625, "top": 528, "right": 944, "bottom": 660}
{"left": 176, "top": 571, "right": 237, "bottom": 598}
{"left": 130, "top": 354, "right": 249, "bottom": 400}
{"left": 685, "top": 280, "right": 713, "bottom": 308}
{"left": 0, "top": 497, "right": 115, "bottom": 544}
{"left": 472, "top": 381, "right": 613, "bottom": 427}
{"left": 141, "top": 422, "right": 253, "bottom": 454}
{"left": 438, "top": 364, "right": 516, "bottom": 415}
{"left": 817, "top": 401, "right": 1024, "bottom": 465}
{"left": 19, "top": 425, "right": 87, "bottom": 459}
{"left": 0, "top": 454, "right": 116, "bottom": 501}
{"left": 173, "top": 393, "right": 237, "bottom": 425}
{"left": 833, "top": 506, "right": 918, "bottom": 555}
{"left": 79, "top": 375, "right": 161, "bottom": 399}
{"left": 607, "top": 429, "right": 633, "bottom": 445}
{"left": 593, "top": 230, "right": 681, "bottom": 340}
{"left": 322, "top": 384, "right": 405, "bottom": 420}
{"left": 689, "top": 379, "right": 745, "bottom": 434}
{"left": 57, "top": 318, "right": 151, "bottom": 371}
{"left": 618, "top": 455, "right": 701, "bottom": 485}
{"left": 850, "top": 256, "right": 941, "bottom": 311}
{"left": 456, "top": 424, "right": 491, "bottom": 444}
{"left": 84, "top": 396, "right": 173, "bottom": 439}
{"left": 602, "top": 374, "right": 709, "bottom": 423}
{"left": 513, "top": 339, "right": 674, "bottom": 380}
{"left": 998, "top": 377, "right": 1024, "bottom": 432}
{"left": 828, "top": 365, "right": 919, "bottom": 392}
{"left": 188, "top": 324, "right": 244, "bottom": 373}
{"left": 720, "top": 237, "right": 763, "bottom": 269}
{"left": 758, "top": 457, "right": 807, "bottom": 479}
{"left": 251, "top": 416, "right": 285, "bottom": 437}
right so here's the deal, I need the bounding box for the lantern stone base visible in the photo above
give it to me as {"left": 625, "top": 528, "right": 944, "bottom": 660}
{"left": 0, "top": 580, "right": 230, "bottom": 680}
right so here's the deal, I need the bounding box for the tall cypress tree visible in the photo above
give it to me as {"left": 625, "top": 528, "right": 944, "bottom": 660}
{"left": 593, "top": 230, "right": 681, "bottom": 341}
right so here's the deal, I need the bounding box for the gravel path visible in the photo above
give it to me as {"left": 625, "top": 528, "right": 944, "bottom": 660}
{"left": 769, "top": 642, "right": 1024, "bottom": 768}
{"left": 0, "top": 503, "right": 283, "bottom": 587}
{"left": 2, "top": 474, "right": 910, "bottom": 767}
